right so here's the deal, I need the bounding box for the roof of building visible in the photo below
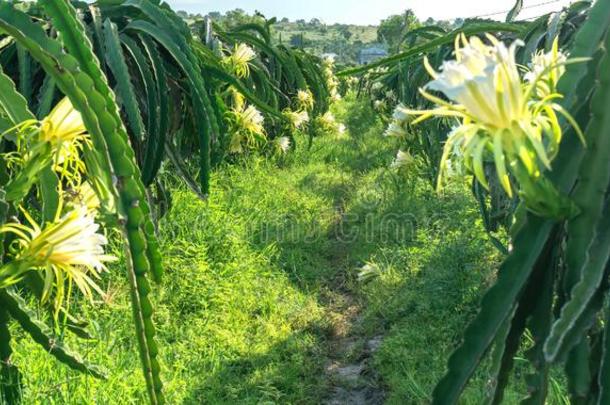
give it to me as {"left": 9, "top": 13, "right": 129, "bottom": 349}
{"left": 360, "top": 47, "right": 388, "bottom": 56}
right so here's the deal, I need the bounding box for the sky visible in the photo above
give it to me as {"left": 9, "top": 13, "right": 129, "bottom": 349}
{"left": 167, "top": 0, "right": 575, "bottom": 25}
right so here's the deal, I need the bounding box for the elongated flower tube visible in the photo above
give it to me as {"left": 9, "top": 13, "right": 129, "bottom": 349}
{"left": 404, "top": 34, "right": 583, "bottom": 218}
{"left": 40, "top": 97, "right": 89, "bottom": 185}
{"left": 229, "top": 86, "right": 246, "bottom": 112}
{"left": 0, "top": 207, "right": 116, "bottom": 308}
{"left": 224, "top": 43, "right": 256, "bottom": 78}
{"left": 40, "top": 97, "right": 87, "bottom": 145}
{"left": 228, "top": 133, "right": 245, "bottom": 154}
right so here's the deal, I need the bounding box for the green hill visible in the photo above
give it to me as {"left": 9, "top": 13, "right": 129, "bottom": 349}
{"left": 181, "top": 9, "right": 382, "bottom": 66}
{"left": 272, "top": 20, "right": 379, "bottom": 65}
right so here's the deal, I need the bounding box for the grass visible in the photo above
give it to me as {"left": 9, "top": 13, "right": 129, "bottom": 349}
{"left": 13, "top": 151, "right": 337, "bottom": 403}
{"left": 9, "top": 93, "right": 565, "bottom": 403}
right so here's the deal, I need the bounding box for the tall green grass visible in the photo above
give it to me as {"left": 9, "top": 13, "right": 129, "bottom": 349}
{"left": 8, "top": 93, "right": 566, "bottom": 403}
{"left": 12, "top": 156, "right": 340, "bottom": 403}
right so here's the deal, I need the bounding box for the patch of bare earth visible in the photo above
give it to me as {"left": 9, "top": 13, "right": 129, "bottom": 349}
{"left": 323, "top": 292, "right": 385, "bottom": 405}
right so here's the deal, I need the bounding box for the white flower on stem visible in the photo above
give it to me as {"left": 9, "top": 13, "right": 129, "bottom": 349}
{"left": 39, "top": 97, "right": 89, "bottom": 185}
{"left": 321, "top": 111, "right": 336, "bottom": 125}
{"left": 357, "top": 262, "right": 381, "bottom": 283}
{"left": 371, "top": 82, "right": 383, "bottom": 92}
{"left": 392, "top": 104, "right": 411, "bottom": 124}
{"left": 227, "top": 102, "right": 267, "bottom": 153}
{"left": 316, "top": 111, "right": 338, "bottom": 133}
{"left": 0, "top": 207, "right": 116, "bottom": 306}
{"left": 384, "top": 122, "right": 408, "bottom": 138}
{"left": 296, "top": 89, "right": 314, "bottom": 111}
{"left": 374, "top": 99, "right": 387, "bottom": 111}
{"left": 322, "top": 55, "right": 335, "bottom": 68}
{"left": 404, "top": 33, "right": 583, "bottom": 210}
{"left": 225, "top": 43, "right": 256, "bottom": 78}
{"left": 525, "top": 38, "right": 567, "bottom": 96}
{"left": 424, "top": 35, "right": 525, "bottom": 129}
{"left": 284, "top": 110, "right": 309, "bottom": 129}
{"left": 237, "top": 105, "right": 265, "bottom": 136}
{"left": 276, "top": 136, "right": 291, "bottom": 154}
{"left": 391, "top": 150, "right": 415, "bottom": 170}
{"left": 40, "top": 97, "right": 87, "bottom": 146}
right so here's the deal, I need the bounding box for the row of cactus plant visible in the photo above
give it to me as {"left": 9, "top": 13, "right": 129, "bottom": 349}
{"left": 0, "top": 0, "right": 342, "bottom": 403}
{"left": 343, "top": 0, "right": 610, "bottom": 402}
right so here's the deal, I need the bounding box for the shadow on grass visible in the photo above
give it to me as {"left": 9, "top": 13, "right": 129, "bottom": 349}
{"left": 182, "top": 325, "right": 331, "bottom": 404}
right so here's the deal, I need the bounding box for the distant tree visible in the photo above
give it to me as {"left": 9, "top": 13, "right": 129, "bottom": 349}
{"left": 281, "top": 17, "right": 290, "bottom": 23}
{"left": 226, "top": 8, "right": 246, "bottom": 18}
{"left": 377, "top": 9, "right": 420, "bottom": 52}
{"left": 176, "top": 10, "right": 188, "bottom": 19}
{"left": 340, "top": 27, "right": 353, "bottom": 41}
{"left": 423, "top": 17, "right": 453, "bottom": 31}
{"left": 225, "top": 9, "right": 247, "bottom": 25}
{"left": 207, "top": 11, "right": 221, "bottom": 20}
{"left": 310, "top": 18, "right": 321, "bottom": 26}
{"left": 220, "top": 8, "right": 263, "bottom": 29}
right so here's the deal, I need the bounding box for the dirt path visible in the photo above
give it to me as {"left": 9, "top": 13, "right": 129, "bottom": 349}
{"left": 323, "top": 290, "right": 385, "bottom": 405}
{"left": 321, "top": 201, "right": 386, "bottom": 404}
{"left": 304, "top": 119, "right": 393, "bottom": 405}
